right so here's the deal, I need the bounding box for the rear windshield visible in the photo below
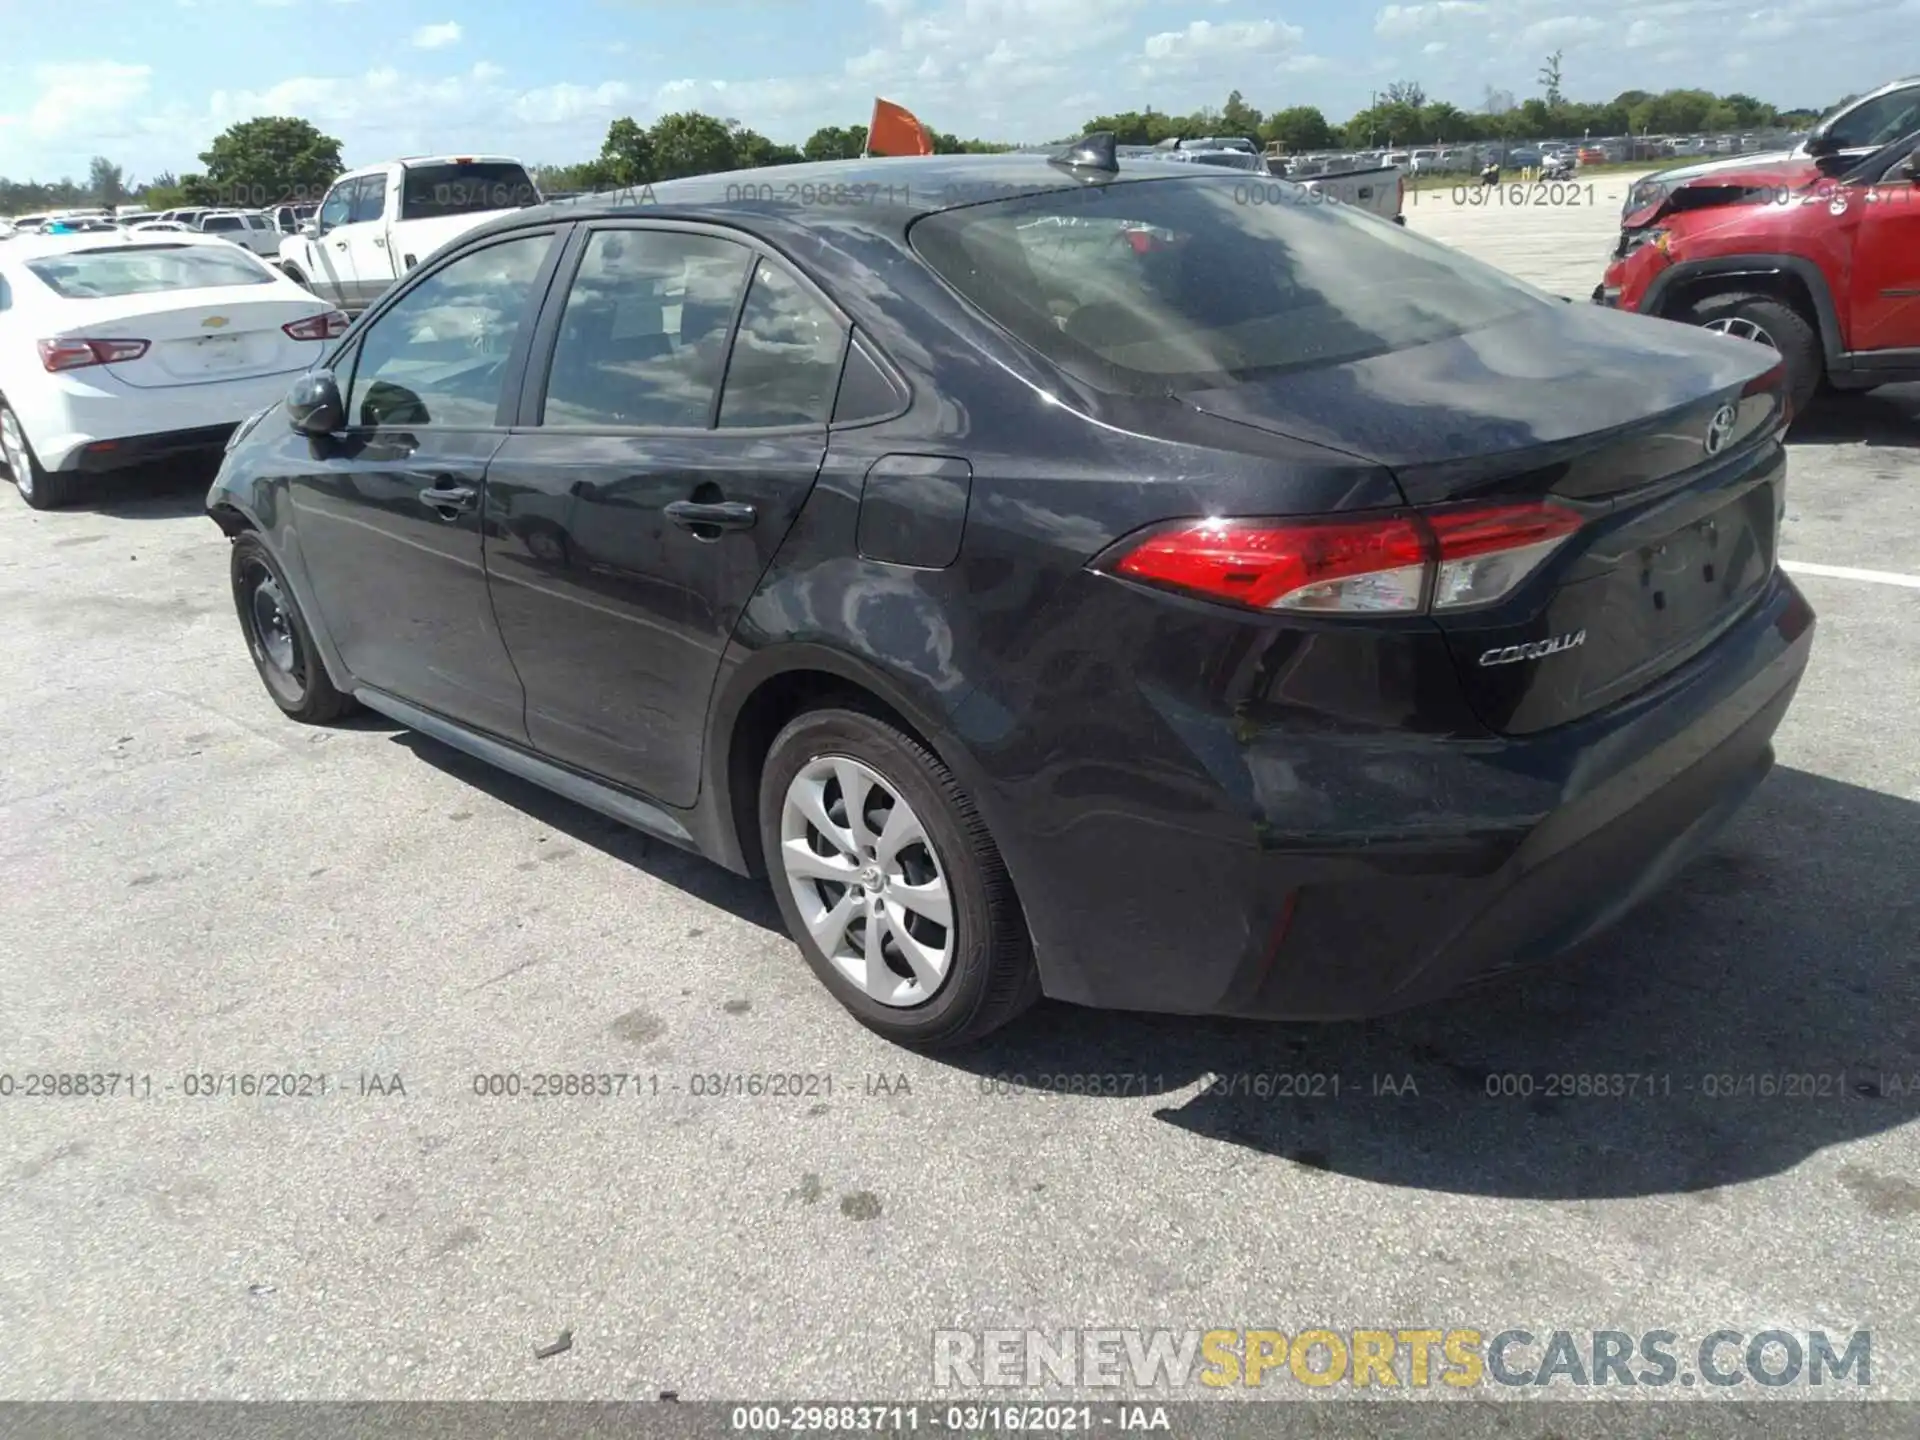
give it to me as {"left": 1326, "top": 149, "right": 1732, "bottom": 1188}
{"left": 910, "top": 174, "right": 1543, "bottom": 393}
{"left": 202, "top": 216, "right": 244, "bottom": 231}
{"left": 1184, "top": 152, "right": 1262, "bottom": 171}
{"left": 399, "top": 163, "right": 541, "bottom": 221}
{"left": 24, "top": 244, "right": 274, "bottom": 298}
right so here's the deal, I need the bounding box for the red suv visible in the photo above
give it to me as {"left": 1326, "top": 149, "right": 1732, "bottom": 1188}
{"left": 1596, "top": 127, "right": 1920, "bottom": 415}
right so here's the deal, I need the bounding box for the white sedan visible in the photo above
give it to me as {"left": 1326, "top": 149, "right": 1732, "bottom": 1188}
{"left": 0, "top": 230, "right": 348, "bottom": 509}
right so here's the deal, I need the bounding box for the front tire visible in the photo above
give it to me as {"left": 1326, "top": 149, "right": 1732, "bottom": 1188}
{"left": 1, "top": 402, "right": 75, "bottom": 510}
{"left": 759, "top": 707, "right": 1039, "bottom": 1049}
{"left": 1680, "top": 292, "right": 1822, "bottom": 419}
{"left": 229, "top": 531, "right": 358, "bottom": 723}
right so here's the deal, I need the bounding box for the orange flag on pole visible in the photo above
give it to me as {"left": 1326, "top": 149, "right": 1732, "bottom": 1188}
{"left": 866, "top": 98, "right": 935, "bottom": 157}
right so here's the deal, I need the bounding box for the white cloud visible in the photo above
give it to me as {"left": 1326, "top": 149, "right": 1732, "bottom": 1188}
{"left": 1142, "top": 18, "right": 1305, "bottom": 65}
{"left": 411, "top": 21, "right": 462, "bottom": 49}
{"left": 1374, "top": 1, "right": 1486, "bottom": 38}
{"left": 512, "top": 81, "right": 636, "bottom": 125}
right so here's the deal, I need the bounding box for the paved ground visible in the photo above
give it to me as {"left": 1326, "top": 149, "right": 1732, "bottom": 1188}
{"left": 1, "top": 185, "right": 1917, "bottom": 1412}
{"left": 1402, "top": 166, "right": 1650, "bottom": 296}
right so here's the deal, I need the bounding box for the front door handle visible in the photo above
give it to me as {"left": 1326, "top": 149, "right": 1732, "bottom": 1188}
{"left": 420, "top": 482, "right": 476, "bottom": 518}
{"left": 665, "top": 499, "right": 757, "bottom": 534}
{"left": 334, "top": 241, "right": 349, "bottom": 250}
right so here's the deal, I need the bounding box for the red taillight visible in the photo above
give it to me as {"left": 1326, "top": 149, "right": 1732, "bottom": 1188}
{"left": 1112, "top": 514, "right": 1431, "bottom": 613}
{"left": 284, "top": 310, "right": 350, "bottom": 341}
{"left": 1424, "top": 501, "right": 1585, "bottom": 611}
{"left": 38, "top": 337, "right": 149, "bottom": 372}
{"left": 1101, "top": 501, "right": 1585, "bottom": 615}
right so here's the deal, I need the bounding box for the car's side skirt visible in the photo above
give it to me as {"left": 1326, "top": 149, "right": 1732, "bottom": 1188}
{"left": 352, "top": 685, "right": 698, "bottom": 850}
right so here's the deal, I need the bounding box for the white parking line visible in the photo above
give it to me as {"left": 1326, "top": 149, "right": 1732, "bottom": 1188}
{"left": 1782, "top": 560, "right": 1920, "bottom": 590}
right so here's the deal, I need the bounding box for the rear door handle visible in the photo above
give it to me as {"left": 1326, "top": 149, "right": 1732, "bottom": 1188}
{"left": 665, "top": 499, "right": 757, "bottom": 534}
{"left": 420, "top": 482, "right": 476, "bottom": 518}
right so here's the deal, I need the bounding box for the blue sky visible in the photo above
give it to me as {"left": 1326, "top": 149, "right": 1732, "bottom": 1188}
{"left": 0, "top": 0, "right": 1909, "bottom": 181}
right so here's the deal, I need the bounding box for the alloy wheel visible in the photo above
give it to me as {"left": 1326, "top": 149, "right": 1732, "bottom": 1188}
{"left": 1, "top": 409, "right": 33, "bottom": 501}
{"left": 779, "top": 754, "right": 955, "bottom": 1007}
{"left": 1702, "top": 315, "right": 1777, "bottom": 350}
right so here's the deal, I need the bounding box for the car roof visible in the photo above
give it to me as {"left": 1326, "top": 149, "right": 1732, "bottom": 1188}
{"left": 482, "top": 152, "right": 1173, "bottom": 245}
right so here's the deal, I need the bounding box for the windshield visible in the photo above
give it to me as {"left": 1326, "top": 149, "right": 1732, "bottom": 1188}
{"left": 399, "top": 162, "right": 541, "bottom": 221}
{"left": 910, "top": 174, "right": 1544, "bottom": 394}
{"left": 24, "top": 243, "right": 274, "bottom": 298}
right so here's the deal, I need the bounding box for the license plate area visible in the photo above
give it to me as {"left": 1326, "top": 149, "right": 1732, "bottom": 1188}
{"left": 191, "top": 335, "right": 248, "bottom": 367}
{"left": 1577, "top": 481, "right": 1776, "bottom": 702}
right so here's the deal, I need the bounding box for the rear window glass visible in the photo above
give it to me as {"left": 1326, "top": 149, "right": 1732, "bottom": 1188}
{"left": 910, "top": 174, "right": 1543, "bottom": 393}
{"left": 400, "top": 163, "right": 542, "bottom": 221}
{"left": 24, "top": 244, "right": 274, "bottom": 298}
{"left": 202, "top": 216, "right": 243, "bottom": 231}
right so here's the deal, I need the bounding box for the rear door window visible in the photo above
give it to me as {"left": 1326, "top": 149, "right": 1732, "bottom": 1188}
{"left": 717, "top": 260, "right": 848, "bottom": 428}
{"left": 537, "top": 228, "right": 753, "bottom": 428}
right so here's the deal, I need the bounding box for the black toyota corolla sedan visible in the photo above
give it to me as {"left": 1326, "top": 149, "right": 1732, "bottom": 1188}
{"left": 207, "top": 136, "right": 1814, "bottom": 1048}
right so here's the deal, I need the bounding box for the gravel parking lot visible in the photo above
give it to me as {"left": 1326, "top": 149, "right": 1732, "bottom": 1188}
{"left": 2, "top": 176, "right": 1917, "bottom": 1413}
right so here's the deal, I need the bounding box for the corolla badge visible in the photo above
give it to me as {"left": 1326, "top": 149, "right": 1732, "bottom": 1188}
{"left": 202, "top": 315, "right": 230, "bottom": 328}
{"left": 1479, "top": 631, "right": 1587, "bottom": 667}
{"left": 1704, "top": 402, "right": 1738, "bottom": 455}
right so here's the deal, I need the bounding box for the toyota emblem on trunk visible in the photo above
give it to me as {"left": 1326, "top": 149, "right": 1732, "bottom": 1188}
{"left": 1704, "top": 403, "right": 1737, "bottom": 455}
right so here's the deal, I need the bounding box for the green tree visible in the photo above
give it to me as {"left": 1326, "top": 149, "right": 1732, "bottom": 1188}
{"left": 648, "top": 111, "right": 737, "bottom": 178}
{"left": 196, "top": 116, "right": 343, "bottom": 209}
{"left": 1220, "top": 89, "right": 1263, "bottom": 137}
{"left": 88, "top": 157, "right": 126, "bottom": 208}
{"left": 598, "top": 116, "right": 656, "bottom": 185}
{"left": 730, "top": 123, "right": 803, "bottom": 167}
{"left": 1385, "top": 80, "right": 1427, "bottom": 109}
{"left": 802, "top": 125, "right": 868, "bottom": 160}
{"left": 1538, "top": 50, "right": 1565, "bottom": 109}
{"left": 1260, "top": 105, "right": 1336, "bottom": 153}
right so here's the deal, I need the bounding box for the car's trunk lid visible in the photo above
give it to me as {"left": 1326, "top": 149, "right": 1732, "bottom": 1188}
{"left": 63, "top": 291, "right": 325, "bottom": 387}
{"left": 1181, "top": 304, "right": 1790, "bottom": 734}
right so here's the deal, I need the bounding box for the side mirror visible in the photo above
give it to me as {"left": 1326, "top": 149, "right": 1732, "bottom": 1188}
{"left": 1805, "top": 130, "right": 1840, "bottom": 158}
{"left": 300, "top": 220, "right": 321, "bottom": 239}
{"left": 287, "top": 371, "right": 345, "bottom": 436}
{"left": 1903, "top": 152, "right": 1920, "bottom": 182}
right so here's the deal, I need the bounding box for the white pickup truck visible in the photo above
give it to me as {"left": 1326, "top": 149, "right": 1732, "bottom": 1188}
{"left": 1271, "top": 156, "right": 1407, "bottom": 224}
{"left": 277, "top": 155, "right": 543, "bottom": 313}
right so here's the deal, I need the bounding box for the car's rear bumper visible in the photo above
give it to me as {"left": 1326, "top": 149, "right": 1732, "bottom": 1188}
{"left": 1011, "top": 571, "right": 1814, "bottom": 1020}
{"left": 29, "top": 366, "right": 308, "bottom": 472}
{"left": 63, "top": 424, "right": 239, "bottom": 473}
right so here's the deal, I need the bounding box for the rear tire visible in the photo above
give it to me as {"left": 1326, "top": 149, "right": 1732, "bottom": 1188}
{"left": 759, "top": 706, "right": 1039, "bottom": 1049}
{"left": 1, "top": 402, "right": 76, "bottom": 510}
{"left": 229, "top": 531, "right": 358, "bottom": 723}
{"left": 1679, "top": 292, "right": 1822, "bottom": 418}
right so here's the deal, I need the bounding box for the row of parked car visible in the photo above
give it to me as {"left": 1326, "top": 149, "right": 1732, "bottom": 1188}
{"left": 0, "top": 203, "right": 321, "bottom": 253}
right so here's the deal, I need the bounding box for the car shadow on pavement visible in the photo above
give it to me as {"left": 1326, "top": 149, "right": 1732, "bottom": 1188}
{"left": 66, "top": 457, "right": 220, "bottom": 519}
{"left": 388, "top": 727, "right": 788, "bottom": 934}
{"left": 945, "top": 765, "right": 1920, "bottom": 1201}
{"left": 1789, "top": 387, "right": 1920, "bottom": 449}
